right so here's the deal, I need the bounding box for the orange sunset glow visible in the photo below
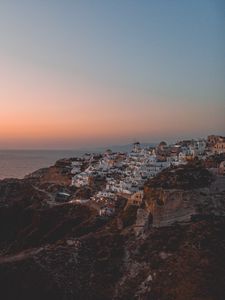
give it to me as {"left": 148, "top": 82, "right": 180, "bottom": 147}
{"left": 0, "top": 1, "right": 224, "bottom": 149}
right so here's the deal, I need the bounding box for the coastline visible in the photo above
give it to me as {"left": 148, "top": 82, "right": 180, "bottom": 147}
{"left": 0, "top": 149, "right": 84, "bottom": 180}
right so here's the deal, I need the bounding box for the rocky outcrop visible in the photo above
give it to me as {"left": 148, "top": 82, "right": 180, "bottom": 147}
{"left": 144, "top": 188, "right": 196, "bottom": 227}
{"left": 134, "top": 208, "right": 151, "bottom": 236}
{"left": 144, "top": 164, "right": 225, "bottom": 227}
{"left": 25, "top": 158, "right": 79, "bottom": 188}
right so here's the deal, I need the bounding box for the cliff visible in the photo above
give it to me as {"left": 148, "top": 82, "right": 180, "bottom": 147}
{"left": 143, "top": 164, "right": 225, "bottom": 227}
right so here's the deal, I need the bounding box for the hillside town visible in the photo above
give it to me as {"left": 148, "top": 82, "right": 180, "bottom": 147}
{"left": 1, "top": 134, "right": 225, "bottom": 300}
{"left": 69, "top": 135, "right": 225, "bottom": 216}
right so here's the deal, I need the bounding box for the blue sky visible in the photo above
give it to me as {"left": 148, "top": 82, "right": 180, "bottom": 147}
{"left": 0, "top": 0, "right": 224, "bottom": 148}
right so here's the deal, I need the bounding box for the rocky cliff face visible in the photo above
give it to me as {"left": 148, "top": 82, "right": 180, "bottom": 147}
{"left": 0, "top": 163, "right": 225, "bottom": 300}
{"left": 144, "top": 188, "right": 196, "bottom": 227}
{"left": 143, "top": 164, "right": 225, "bottom": 227}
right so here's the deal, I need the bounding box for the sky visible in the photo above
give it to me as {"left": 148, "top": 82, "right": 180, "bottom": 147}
{"left": 0, "top": 0, "right": 224, "bottom": 149}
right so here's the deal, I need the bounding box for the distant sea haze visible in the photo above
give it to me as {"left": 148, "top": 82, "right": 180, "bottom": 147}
{"left": 0, "top": 150, "right": 84, "bottom": 180}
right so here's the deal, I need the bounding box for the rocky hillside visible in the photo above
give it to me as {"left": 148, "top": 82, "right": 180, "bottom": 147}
{"left": 145, "top": 163, "right": 213, "bottom": 190}
{"left": 143, "top": 164, "right": 225, "bottom": 227}
{"left": 0, "top": 163, "right": 225, "bottom": 300}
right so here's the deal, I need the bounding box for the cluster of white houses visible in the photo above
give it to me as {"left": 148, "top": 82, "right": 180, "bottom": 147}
{"left": 70, "top": 135, "right": 225, "bottom": 216}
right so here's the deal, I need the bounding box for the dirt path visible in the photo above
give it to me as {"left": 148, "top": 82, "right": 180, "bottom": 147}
{"left": 0, "top": 247, "right": 44, "bottom": 264}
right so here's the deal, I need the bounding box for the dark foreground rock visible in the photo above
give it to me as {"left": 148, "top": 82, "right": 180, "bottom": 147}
{"left": 0, "top": 214, "right": 224, "bottom": 300}
{"left": 0, "top": 164, "right": 225, "bottom": 300}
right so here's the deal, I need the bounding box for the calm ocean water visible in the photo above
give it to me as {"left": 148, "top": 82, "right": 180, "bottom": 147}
{"left": 0, "top": 150, "right": 85, "bottom": 180}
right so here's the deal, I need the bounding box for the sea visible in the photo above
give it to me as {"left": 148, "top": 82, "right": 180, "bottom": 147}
{"left": 0, "top": 143, "right": 150, "bottom": 180}
{"left": 0, "top": 150, "right": 85, "bottom": 180}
